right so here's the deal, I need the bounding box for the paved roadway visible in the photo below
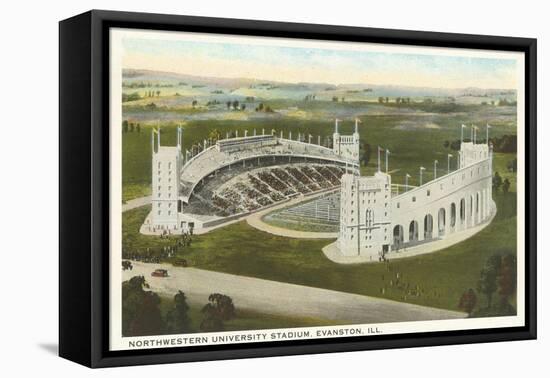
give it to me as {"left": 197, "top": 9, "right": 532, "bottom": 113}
{"left": 124, "top": 261, "right": 466, "bottom": 324}
{"left": 122, "top": 196, "right": 151, "bottom": 213}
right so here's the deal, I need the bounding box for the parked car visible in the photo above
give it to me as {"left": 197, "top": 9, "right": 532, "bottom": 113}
{"left": 173, "top": 258, "right": 188, "bottom": 267}
{"left": 151, "top": 269, "right": 169, "bottom": 277}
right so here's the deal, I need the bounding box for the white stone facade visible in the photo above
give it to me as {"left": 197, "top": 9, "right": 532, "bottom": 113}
{"left": 338, "top": 171, "right": 392, "bottom": 259}
{"left": 150, "top": 127, "right": 183, "bottom": 232}
{"left": 336, "top": 140, "right": 495, "bottom": 260}
{"left": 333, "top": 119, "right": 360, "bottom": 164}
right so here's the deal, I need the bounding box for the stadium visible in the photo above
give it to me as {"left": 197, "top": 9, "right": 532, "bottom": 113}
{"left": 141, "top": 119, "right": 496, "bottom": 263}
{"left": 141, "top": 119, "right": 360, "bottom": 235}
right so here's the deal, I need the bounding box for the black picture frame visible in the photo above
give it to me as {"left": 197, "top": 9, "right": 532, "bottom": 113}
{"left": 59, "top": 9, "right": 537, "bottom": 368}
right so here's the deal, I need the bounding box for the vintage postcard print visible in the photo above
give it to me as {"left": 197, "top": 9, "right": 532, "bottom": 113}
{"left": 109, "top": 28, "right": 525, "bottom": 351}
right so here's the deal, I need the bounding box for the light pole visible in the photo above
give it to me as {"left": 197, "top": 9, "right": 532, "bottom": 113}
{"left": 473, "top": 126, "right": 478, "bottom": 144}
{"left": 386, "top": 149, "right": 390, "bottom": 173}
{"left": 377, "top": 146, "right": 383, "bottom": 172}
{"left": 405, "top": 173, "right": 411, "bottom": 192}
{"left": 486, "top": 124, "right": 491, "bottom": 144}
{"left": 461, "top": 124, "right": 466, "bottom": 143}
{"left": 420, "top": 167, "right": 426, "bottom": 186}
{"left": 447, "top": 154, "right": 453, "bottom": 173}
{"left": 434, "top": 160, "right": 438, "bottom": 179}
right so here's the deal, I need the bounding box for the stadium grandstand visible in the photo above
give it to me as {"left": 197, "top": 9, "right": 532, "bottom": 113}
{"left": 142, "top": 119, "right": 361, "bottom": 234}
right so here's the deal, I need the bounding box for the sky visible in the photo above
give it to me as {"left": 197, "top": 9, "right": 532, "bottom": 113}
{"left": 121, "top": 34, "right": 518, "bottom": 89}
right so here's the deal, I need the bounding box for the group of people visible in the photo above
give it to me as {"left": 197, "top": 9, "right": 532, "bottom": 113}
{"left": 122, "top": 232, "right": 194, "bottom": 264}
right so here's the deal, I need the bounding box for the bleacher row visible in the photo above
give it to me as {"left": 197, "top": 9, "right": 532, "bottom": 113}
{"left": 211, "top": 164, "right": 346, "bottom": 215}
{"left": 180, "top": 137, "right": 354, "bottom": 199}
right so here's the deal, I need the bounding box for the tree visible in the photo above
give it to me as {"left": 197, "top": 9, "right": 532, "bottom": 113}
{"left": 208, "top": 129, "right": 221, "bottom": 142}
{"left": 361, "top": 143, "right": 372, "bottom": 166}
{"left": 378, "top": 96, "right": 384, "bottom": 104}
{"left": 122, "top": 276, "right": 164, "bottom": 336}
{"left": 477, "top": 254, "right": 501, "bottom": 309}
{"left": 241, "top": 104, "right": 246, "bottom": 111}
{"left": 493, "top": 172, "right": 503, "bottom": 192}
{"left": 200, "top": 293, "right": 236, "bottom": 332}
{"left": 503, "top": 178, "right": 511, "bottom": 194}
{"left": 130, "top": 292, "right": 164, "bottom": 336}
{"left": 458, "top": 288, "right": 478, "bottom": 315}
{"left": 498, "top": 254, "right": 517, "bottom": 308}
{"left": 507, "top": 158, "right": 517, "bottom": 173}
{"left": 226, "top": 101, "right": 231, "bottom": 110}
{"left": 136, "top": 123, "right": 141, "bottom": 133}
{"left": 122, "top": 120, "right": 129, "bottom": 133}
{"left": 443, "top": 140, "right": 450, "bottom": 148}
{"left": 129, "top": 123, "right": 135, "bottom": 132}
{"left": 232, "top": 100, "right": 239, "bottom": 110}
{"left": 192, "top": 100, "right": 198, "bottom": 108}
{"left": 165, "top": 291, "right": 191, "bottom": 334}
{"left": 156, "top": 90, "right": 161, "bottom": 97}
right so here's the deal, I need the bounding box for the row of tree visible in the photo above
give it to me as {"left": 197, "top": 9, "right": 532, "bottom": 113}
{"left": 122, "top": 275, "right": 236, "bottom": 336}
{"left": 255, "top": 102, "right": 274, "bottom": 113}
{"left": 377, "top": 96, "right": 413, "bottom": 104}
{"left": 443, "top": 134, "right": 517, "bottom": 154}
{"left": 122, "top": 120, "right": 141, "bottom": 133}
{"left": 458, "top": 252, "right": 517, "bottom": 317}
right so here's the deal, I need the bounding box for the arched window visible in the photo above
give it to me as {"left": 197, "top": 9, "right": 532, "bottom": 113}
{"left": 450, "top": 203, "right": 456, "bottom": 227}
{"left": 438, "top": 208, "right": 446, "bottom": 237}
{"left": 409, "top": 220, "right": 419, "bottom": 242}
{"left": 424, "top": 214, "right": 433, "bottom": 240}
{"left": 393, "top": 225, "right": 404, "bottom": 248}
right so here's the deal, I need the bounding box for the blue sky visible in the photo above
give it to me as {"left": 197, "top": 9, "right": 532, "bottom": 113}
{"left": 122, "top": 36, "right": 518, "bottom": 89}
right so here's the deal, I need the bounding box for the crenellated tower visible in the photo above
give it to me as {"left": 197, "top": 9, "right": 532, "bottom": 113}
{"left": 151, "top": 127, "right": 183, "bottom": 231}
